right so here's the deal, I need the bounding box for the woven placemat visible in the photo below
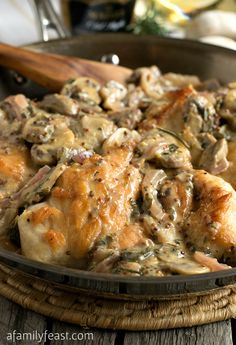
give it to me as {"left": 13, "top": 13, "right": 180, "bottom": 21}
{"left": 0, "top": 263, "right": 236, "bottom": 330}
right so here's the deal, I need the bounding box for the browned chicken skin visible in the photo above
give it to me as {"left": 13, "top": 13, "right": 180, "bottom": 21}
{"left": 0, "top": 140, "right": 35, "bottom": 201}
{"left": 184, "top": 170, "right": 236, "bottom": 263}
{"left": 18, "top": 147, "right": 145, "bottom": 264}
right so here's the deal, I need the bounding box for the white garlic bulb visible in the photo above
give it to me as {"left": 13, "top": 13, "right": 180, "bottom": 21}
{"left": 186, "top": 10, "right": 236, "bottom": 39}
{"left": 199, "top": 36, "right": 236, "bottom": 50}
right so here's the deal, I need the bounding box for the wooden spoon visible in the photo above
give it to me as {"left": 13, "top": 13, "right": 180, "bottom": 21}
{"left": 0, "top": 42, "right": 132, "bottom": 92}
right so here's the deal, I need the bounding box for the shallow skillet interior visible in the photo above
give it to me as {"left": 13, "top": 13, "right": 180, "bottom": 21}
{"left": 1, "top": 34, "right": 236, "bottom": 298}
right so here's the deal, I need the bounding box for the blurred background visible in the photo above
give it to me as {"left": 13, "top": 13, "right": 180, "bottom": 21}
{"left": 0, "top": 0, "right": 236, "bottom": 49}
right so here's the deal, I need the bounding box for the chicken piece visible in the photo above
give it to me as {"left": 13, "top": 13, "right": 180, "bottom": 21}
{"left": 0, "top": 140, "right": 34, "bottom": 201}
{"left": 139, "top": 86, "right": 195, "bottom": 133}
{"left": 184, "top": 170, "right": 236, "bottom": 264}
{"left": 18, "top": 148, "right": 145, "bottom": 265}
{"left": 140, "top": 89, "right": 219, "bottom": 156}
{"left": 18, "top": 202, "right": 70, "bottom": 265}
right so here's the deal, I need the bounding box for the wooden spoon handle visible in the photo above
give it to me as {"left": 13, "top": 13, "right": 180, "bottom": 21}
{"left": 0, "top": 43, "right": 132, "bottom": 91}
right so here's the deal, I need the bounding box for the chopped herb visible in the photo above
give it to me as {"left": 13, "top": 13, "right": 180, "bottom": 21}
{"left": 157, "top": 127, "right": 190, "bottom": 149}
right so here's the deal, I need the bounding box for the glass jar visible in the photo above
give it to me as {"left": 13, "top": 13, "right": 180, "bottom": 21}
{"left": 62, "top": 0, "right": 136, "bottom": 34}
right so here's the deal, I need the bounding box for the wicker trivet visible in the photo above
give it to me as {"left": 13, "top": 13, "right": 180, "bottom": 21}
{"left": 0, "top": 263, "right": 235, "bottom": 330}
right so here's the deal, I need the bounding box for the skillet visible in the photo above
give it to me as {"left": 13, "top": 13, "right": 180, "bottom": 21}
{"left": 1, "top": 34, "right": 236, "bottom": 298}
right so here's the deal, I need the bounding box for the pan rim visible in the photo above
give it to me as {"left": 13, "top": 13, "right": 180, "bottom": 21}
{"left": 1, "top": 34, "right": 236, "bottom": 296}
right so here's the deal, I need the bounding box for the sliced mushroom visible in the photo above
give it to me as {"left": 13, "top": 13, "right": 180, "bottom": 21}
{"left": 125, "top": 85, "right": 147, "bottom": 108}
{"left": 100, "top": 80, "right": 127, "bottom": 110}
{"left": 137, "top": 129, "right": 192, "bottom": 169}
{"left": 184, "top": 94, "right": 219, "bottom": 134}
{"left": 182, "top": 126, "right": 203, "bottom": 165}
{"left": 198, "top": 138, "right": 229, "bottom": 175}
{"left": 90, "top": 253, "right": 120, "bottom": 273}
{"left": 40, "top": 94, "right": 79, "bottom": 116}
{"left": 22, "top": 111, "right": 58, "bottom": 144}
{"left": 137, "top": 66, "right": 163, "bottom": 100}
{"left": 127, "top": 66, "right": 160, "bottom": 85}
{"left": 161, "top": 258, "right": 210, "bottom": 275}
{"left": 198, "top": 132, "right": 217, "bottom": 147}
{"left": 219, "top": 110, "right": 236, "bottom": 130}
{"left": 197, "top": 79, "right": 221, "bottom": 92}
{"left": 0, "top": 94, "right": 31, "bottom": 122}
{"left": 31, "top": 122, "right": 75, "bottom": 166}
{"left": 153, "top": 243, "right": 210, "bottom": 274}
{"left": 128, "top": 66, "right": 199, "bottom": 100}
{"left": 61, "top": 77, "right": 101, "bottom": 105}
{"left": 228, "top": 82, "right": 236, "bottom": 89}
{"left": 218, "top": 89, "right": 236, "bottom": 130}
{"left": 103, "top": 128, "right": 141, "bottom": 153}
{"left": 185, "top": 112, "right": 203, "bottom": 136}
{"left": 159, "top": 73, "right": 200, "bottom": 91}
{"left": 109, "top": 107, "right": 143, "bottom": 130}
{"left": 224, "top": 88, "right": 236, "bottom": 111}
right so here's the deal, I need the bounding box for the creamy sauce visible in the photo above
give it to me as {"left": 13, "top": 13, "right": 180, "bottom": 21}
{"left": 0, "top": 67, "right": 235, "bottom": 276}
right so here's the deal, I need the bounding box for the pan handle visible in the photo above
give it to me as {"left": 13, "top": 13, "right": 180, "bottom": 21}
{"left": 32, "top": 0, "right": 70, "bottom": 41}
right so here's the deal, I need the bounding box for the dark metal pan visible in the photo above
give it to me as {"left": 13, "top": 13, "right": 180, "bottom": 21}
{"left": 1, "top": 34, "right": 236, "bottom": 299}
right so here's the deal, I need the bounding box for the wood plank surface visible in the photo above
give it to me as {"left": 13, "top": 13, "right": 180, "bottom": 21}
{"left": 231, "top": 318, "right": 236, "bottom": 344}
{"left": 123, "top": 321, "right": 233, "bottom": 345}
{"left": 0, "top": 296, "right": 47, "bottom": 345}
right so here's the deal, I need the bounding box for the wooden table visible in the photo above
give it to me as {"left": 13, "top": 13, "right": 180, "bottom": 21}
{"left": 0, "top": 295, "right": 235, "bottom": 345}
